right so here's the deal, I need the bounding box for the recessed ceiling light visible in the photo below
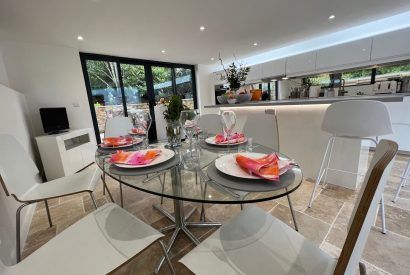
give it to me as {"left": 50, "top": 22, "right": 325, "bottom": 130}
{"left": 200, "top": 26, "right": 205, "bottom": 31}
{"left": 253, "top": 42, "right": 258, "bottom": 46}
{"left": 161, "top": 50, "right": 166, "bottom": 54}
{"left": 282, "top": 77, "right": 289, "bottom": 80}
{"left": 77, "top": 35, "right": 84, "bottom": 41}
{"left": 328, "top": 14, "right": 335, "bottom": 20}
{"left": 210, "top": 57, "right": 215, "bottom": 61}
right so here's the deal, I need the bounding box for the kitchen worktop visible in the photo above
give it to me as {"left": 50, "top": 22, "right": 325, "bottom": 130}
{"left": 204, "top": 93, "right": 410, "bottom": 108}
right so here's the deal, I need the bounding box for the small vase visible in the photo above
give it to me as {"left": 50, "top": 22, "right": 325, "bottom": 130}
{"left": 166, "top": 120, "right": 182, "bottom": 148}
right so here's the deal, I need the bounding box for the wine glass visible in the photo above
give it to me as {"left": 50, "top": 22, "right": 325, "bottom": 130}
{"left": 180, "top": 109, "right": 200, "bottom": 155}
{"left": 133, "top": 109, "right": 152, "bottom": 148}
{"left": 220, "top": 110, "right": 236, "bottom": 153}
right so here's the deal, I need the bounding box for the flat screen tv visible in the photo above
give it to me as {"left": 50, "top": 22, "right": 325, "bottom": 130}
{"left": 39, "top": 107, "right": 70, "bottom": 134}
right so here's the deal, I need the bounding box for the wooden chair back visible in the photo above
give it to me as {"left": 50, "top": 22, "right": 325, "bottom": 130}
{"left": 334, "top": 139, "right": 398, "bottom": 274}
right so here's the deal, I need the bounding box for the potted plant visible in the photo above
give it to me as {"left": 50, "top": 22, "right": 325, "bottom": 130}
{"left": 219, "top": 55, "right": 251, "bottom": 103}
{"left": 163, "top": 94, "right": 185, "bottom": 147}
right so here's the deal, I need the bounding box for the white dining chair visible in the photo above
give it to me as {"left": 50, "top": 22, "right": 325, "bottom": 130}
{"left": 104, "top": 116, "right": 134, "bottom": 138}
{"left": 198, "top": 113, "right": 222, "bottom": 135}
{"left": 242, "top": 109, "right": 279, "bottom": 151}
{"left": 307, "top": 100, "right": 393, "bottom": 234}
{"left": 0, "top": 203, "right": 175, "bottom": 275}
{"left": 180, "top": 140, "right": 398, "bottom": 275}
{"left": 103, "top": 116, "right": 166, "bottom": 207}
{"left": 0, "top": 134, "right": 102, "bottom": 263}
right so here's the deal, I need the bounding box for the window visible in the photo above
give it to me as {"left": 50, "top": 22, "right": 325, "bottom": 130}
{"left": 80, "top": 53, "right": 197, "bottom": 143}
{"left": 305, "top": 74, "right": 332, "bottom": 87}
{"left": 375, "top": 62, "right": 410, "bottom": 81}
{"left": 342, "top": 68, "right": 372, "bottom": 86}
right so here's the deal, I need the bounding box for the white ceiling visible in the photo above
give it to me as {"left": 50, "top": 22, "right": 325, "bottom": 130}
{"left": 1, "top": 0, "right": 410, "bottom": 65}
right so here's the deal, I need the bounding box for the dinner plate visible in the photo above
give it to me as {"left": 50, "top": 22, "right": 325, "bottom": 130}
{"left": 205, "top": 136, "right": 247, "bottom": 146}
{"left": 100, "top": 137, "right": 143, "bottom": 149}
{"left": 215, "top": 152, "right": 291, "bottom": 179}
{"left": 114, "top": 148, "right": 175, "bottom": 168}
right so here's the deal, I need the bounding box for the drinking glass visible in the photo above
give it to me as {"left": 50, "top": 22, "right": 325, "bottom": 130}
{"left": 220, "top": 110, "right": 236, "bottom": 153}
{"left": 180, "top": 109, "right": 200, "bottom": 155}
{"left": 133, "top": 110, "right": 152, "bottom": 148}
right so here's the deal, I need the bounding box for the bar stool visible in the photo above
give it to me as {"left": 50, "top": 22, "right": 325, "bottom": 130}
{"left": 308, "top": 100, "right": 393, "bottom": 234}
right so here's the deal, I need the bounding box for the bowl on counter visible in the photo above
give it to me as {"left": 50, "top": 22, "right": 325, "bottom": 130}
{"left": 236, "top": 93, "right": 252, "bottom": 103}
{"left": 217, "top": 95, "right": 228, "bottom": 104}
{"left": 227, "top": 98, "right": 237, "bottom": 104}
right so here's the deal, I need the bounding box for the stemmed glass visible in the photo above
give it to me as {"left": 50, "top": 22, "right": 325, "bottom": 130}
{"left": 220, "top": 110, "right": 236, "bottom": 153}
{"left": 132, "top": 109, "right": 152, "bottom": 149}
{"left": 180, "top": 109, "right": 200, "bottom": 155}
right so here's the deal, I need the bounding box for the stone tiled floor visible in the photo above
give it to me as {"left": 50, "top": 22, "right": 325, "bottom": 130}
{"left": 23, "top": 154, "right": 410, "bottom": 275}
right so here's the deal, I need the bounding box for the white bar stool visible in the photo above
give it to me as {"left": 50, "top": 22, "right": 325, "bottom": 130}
{"left": 308, "top": 100, "right": 393, "bottom": 234}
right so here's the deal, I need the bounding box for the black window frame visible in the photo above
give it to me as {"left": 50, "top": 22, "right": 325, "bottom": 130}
{"left": 79, "top": 52, "right": 197, "bottom": 144}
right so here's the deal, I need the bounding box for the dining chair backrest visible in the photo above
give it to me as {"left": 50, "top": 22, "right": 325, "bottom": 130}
{"left": 334, "top": 139, "right": 397, "bottom": 275}
{"left": 321, "top": 100, "right": 392, "bottom": 138}
{"left": 104, "top": 116, "right": 133, "bottom": 138}
{"left": 0, "top": 134, "right": 39, "bottom": 199}
{"left": 242, "top": 109, "right": 279, "bottom": 151}
{"left": 198, "top": 114, "right": 222, "bottom": 135}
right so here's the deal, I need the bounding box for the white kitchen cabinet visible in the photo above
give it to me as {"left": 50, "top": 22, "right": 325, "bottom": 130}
{"left": 316, "top": 38, "right": 372, "bottom": 70}
{"left": 371, "top": 27, "right": 410, "bottom": 62}
{"left": 35, "top": 128, "right": 96, "bottom": 180}
{"left": 246, "top": 64, "right": 263, "bottom": 83}
{"left": 261, "top": 58, "right": 286, "bottom": 79}
{"left": 286, "top": 52, "right": 316, "bottom": 76}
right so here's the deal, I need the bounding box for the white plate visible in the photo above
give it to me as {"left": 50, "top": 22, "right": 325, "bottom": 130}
{"left": 215, "top": 152, "right": 290, "bottom": 179}
{"left": 205, "top": 136, "right": 247, "bottom": 146}
{"left": 101, "top": 138, "right": 143, "bottom": 149}
{"left": 114, "top": 148, "right": 175, "bottom": 168}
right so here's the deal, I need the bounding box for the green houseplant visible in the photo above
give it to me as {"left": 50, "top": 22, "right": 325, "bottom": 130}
{"left": 163, "top": 95, "right": 186, "bottom": 147}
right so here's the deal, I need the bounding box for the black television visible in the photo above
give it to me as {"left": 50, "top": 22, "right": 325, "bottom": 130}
{"left": 39, "top": 107, "right": 70, "bottom": 134}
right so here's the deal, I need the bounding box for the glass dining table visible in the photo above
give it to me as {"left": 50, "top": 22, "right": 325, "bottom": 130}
{"left": 95, "top": 140, "right": 303, "bottom": 272}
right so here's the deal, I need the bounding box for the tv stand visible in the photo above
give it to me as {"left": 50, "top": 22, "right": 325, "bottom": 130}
{"left": 35, "top": 128, "right": 96, "bottom": 180}
{"left": 47, "top": 129, "right": 69, "bottom": 135}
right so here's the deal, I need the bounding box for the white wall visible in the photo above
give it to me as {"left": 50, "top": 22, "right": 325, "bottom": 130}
{"left": 0, "top": 83, "right": 37, "bottom": 265}
{"left": 0, "top": 41, "right": 95, "bottom": 139}
{"left": 196, "top": 64, "right": 216, "bottom": 115}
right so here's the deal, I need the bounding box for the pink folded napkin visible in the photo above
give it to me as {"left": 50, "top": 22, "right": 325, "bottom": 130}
{"left": 111, "top": 150, "right": 161, "bottom": 165}
{"left": 215, "top": 133, "right": 245, "bottom": 144}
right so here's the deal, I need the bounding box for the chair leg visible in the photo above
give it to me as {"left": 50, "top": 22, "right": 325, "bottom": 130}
{"left": 308, "top": 137, "right": 334, "bottom": 208}
{"left": 158, "top": 173, "right": 165, "bottom": 205}
{"left": 359, "top": 261, "right": 367, "bottom": 275}
{"left": 90, "top": 193, "right": 98, "bottom": 209}
{"left": 393, "top": 161, "right": 410, "bottom": 202}
{"left": 44, "top": 200, "right": 53, "bottom": 227}
{"left": 119, "top": 179, "right": 124, "bottom": 208}
{"left": 287, "top": 193, "right": 299, "bottom": 231}
{"left": 16, "top": 202, "right": 31, "bottom": 263}
{"left": 380, "top": 195, "right": 387, "bottom": 234}
{"left": 159, "top": 240, "right": 176, "bottom": 275}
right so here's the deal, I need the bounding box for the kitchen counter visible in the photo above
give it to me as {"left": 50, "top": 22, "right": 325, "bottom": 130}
{"left": 204, "top": 93, "right": 410, "bottom": 108}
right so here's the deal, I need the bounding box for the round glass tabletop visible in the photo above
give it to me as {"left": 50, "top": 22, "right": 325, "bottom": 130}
{"left": 95, "top": 141, "right": 303, "bottom": 204}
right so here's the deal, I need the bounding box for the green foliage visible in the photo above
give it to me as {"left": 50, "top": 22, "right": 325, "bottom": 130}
{"left": 220, "top": 61, "right": 250, "bottom": 90}
{"left": 163, "top": 95, "right": 185, "bottom": 121}
{"left": 376, "top": 63, "right": 410, "bottom": 75}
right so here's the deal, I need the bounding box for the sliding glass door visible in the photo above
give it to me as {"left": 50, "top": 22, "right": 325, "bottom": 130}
{"left": 80, "top": 53, "right": 197, "bottom": 144}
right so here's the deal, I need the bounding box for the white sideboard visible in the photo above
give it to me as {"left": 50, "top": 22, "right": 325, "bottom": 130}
{"left": 35, "top": 128, "right": 96, "bottom": 180}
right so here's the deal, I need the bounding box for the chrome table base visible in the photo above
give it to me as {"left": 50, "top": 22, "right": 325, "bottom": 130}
{"left": 153, "top": 166, "right": 221, "bottom": 274}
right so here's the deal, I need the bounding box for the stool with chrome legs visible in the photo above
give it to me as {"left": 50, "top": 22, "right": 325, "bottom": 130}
{"left": 308, "top": 100, "right": 393, "bottom": 234}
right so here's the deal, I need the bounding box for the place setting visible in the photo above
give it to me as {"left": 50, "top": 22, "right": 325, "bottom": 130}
{"left": 207, "top": 150, "right": 301, "bottom": 192}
